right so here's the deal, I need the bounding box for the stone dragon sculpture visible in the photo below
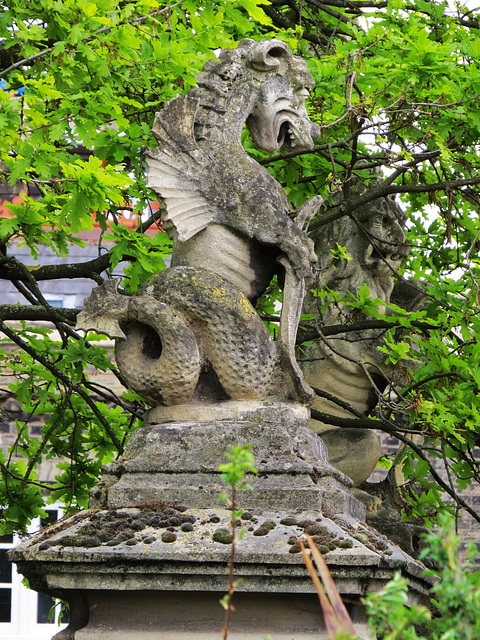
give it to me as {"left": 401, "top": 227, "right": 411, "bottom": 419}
{"left": 77, "top": 39, "right": 323, "bottom": 413}
{"left": 299, "top": 173, "right": 410, "bottom": 486}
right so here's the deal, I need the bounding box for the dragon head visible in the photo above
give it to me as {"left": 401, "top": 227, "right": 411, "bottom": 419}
{"left": 244, "top": 40, "right": 321, "bottom": 153}
{"left": 192, "top": 39, "right": 320, "bottom": 153}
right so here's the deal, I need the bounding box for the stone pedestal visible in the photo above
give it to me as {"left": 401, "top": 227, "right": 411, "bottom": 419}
{"left": 93, "top": 403, "right": 363, "bottom": 520}
{"left": 10, "top": 505, "right": 431, "bottom": 640}
{"left": 9, "top": 404, "right": 433, "bottom": 639}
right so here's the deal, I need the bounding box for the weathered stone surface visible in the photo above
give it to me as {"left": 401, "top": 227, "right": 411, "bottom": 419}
{"left": 10, "top": 506, "right": 433, "bottom": 639}
{"left": 90, "top": 409, "right": 364, "bottom": 520}
{"left": 76, "top": 38, "right": 325, "bottom": 410}
{"left": 118, "top": 411, "right": 322, "bottom": 472}
{"left": 143, "top": 398, "right": 309, "bottom": 426}
{"left": 299, "top": 173, "right": 409, "bottom": 486}
{"left": 12, "top": 508, "right": 427, "bottom": 589}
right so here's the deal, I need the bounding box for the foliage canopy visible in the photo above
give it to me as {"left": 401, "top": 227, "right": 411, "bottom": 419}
{"left": 1, "top": 0, "right": 480, "bottom": 533}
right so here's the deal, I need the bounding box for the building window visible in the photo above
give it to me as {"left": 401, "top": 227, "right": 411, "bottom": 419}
{"left": 37, "top": 593, "right": 56, "bottom": 625}
{"left": 0, "top": 505, "right": 68, "bottom": 638}
{"left": 0, "top": 528, "right": 13, "bottom": 625}
{"left": 45, "top": 298, "right": 64, "bottom": 308}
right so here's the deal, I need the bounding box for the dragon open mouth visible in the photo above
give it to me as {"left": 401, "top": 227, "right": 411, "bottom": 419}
{"left": 277, "top": 120, "right": 297, "bottom": 149}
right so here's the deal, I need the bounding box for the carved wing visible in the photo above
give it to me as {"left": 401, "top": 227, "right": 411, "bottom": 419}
{"left": 145, "top": 94, "right": 214, "bottom": 242}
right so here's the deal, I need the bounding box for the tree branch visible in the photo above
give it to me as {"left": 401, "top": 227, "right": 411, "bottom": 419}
{"left": 311, "top": 385, "right": 364, "bottom": 418}
{"left": 259, "top": 122, "right": 388, "bottom": 165}
{"left": 311, "top": 407, "right": 480, "bottom": 522}
{"left": 0, "top": 253, "right": 109, "bottom": 283}
{"left": 260, "top": 4, "right": 331, "bottom": 46}
{"left": 304, "top": 0, "right": 353, "bottom": 23}
{"left": 320, "top": 0, "right": 387, "bottom": 6}
{"left": 309, "top": 176, "right": 480, "bottom": 231}
{"left": 297, "top": 317, "right": 438, "bottom": 343}
{"left": 310, "top": 407, "right": 414, "bottom": 433}
{"left": 0, "top": 305, "right": 79, "bottom": 323}
{"left": 19, "top": 388, "right": 73, "bottom": 492}
{"left": 0, "top": 321, "right": 124, "bottom": 454}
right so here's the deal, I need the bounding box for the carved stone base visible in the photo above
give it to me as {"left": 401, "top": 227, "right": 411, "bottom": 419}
{"left": 10, "top": 506, "right": 432, "bottom": 640}
{"left": 9, "top": 404, "right": 434, "bottom": 639}
{"left": 92, "top": 404, "right": 364, "bottom": 520}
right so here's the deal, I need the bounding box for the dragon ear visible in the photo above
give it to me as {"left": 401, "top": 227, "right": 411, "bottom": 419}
{"left": 247, "top": 40, "right": 293, "bottom": 74}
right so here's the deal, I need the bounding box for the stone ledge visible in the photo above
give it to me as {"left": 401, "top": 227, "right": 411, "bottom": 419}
{"left": 10, "top": 507, "right": 433, "bottom": 600}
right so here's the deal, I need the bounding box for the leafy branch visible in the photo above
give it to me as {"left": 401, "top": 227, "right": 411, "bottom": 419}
{"left": 0, "top": 321, "right": 125, "bottom": 454}
{"left": 0, "top": 1, "right": 186, "bottom": 78}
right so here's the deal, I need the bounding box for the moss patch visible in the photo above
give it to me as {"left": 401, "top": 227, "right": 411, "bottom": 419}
{"left": 212, "top": 528, "right": 233, "bottom": 544}
{"left": 51, "top": 506, "right": 196, "bottom": 549}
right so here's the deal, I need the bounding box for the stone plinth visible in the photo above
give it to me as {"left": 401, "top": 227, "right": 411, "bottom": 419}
{"left": 10, "top": 506, "right": 431, "bottom": 640}
{"left": 92, "top": 404, "right": 363, "bottom": 521}
{"left": 9, "top": 405, "right": 434, "bottom": 639}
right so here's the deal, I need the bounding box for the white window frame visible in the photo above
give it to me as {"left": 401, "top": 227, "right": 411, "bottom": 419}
{"left": 43, "top": 294, "right": 77, "bottom": 310}
{"left": 0, "top": 504, "right": 68, "bottom": 640}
